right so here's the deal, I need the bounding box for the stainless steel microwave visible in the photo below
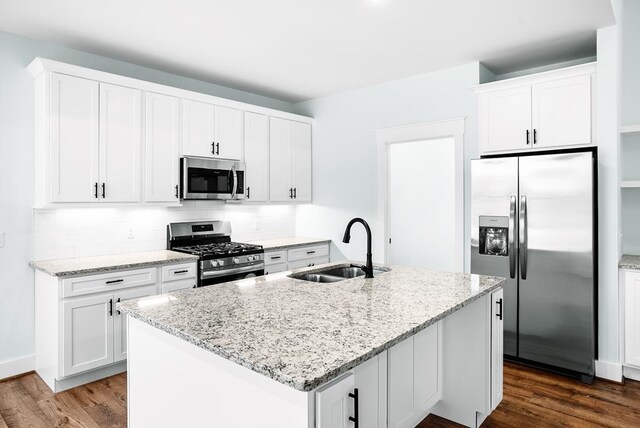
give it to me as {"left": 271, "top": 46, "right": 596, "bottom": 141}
{"left": 180, "top": 157, "right": 246, "bottom": 200}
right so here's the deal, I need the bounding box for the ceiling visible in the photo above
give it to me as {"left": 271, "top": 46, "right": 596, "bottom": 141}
{"left": 0, "top": 0, "right": 615, "bottom": 102}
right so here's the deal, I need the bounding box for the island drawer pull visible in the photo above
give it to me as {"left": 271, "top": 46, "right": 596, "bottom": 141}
{"left": 348, "top": 388, "right": 359, "bottom": 428}
{"left": 270, "top": 256, "right": 281, "bottom": 260}
{"left": 306, "top": 250, "right": 316, "bottom": 254}
{"left": 173, "top": 270, "right": 189, "bottom": 274}
{"left": 496, "top": 298, "right": 503, "bottom": 320}
{"left": 106, "top": 279, "right": 124, "bottom": 284}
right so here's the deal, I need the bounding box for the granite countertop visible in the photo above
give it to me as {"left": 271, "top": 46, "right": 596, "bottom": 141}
{"left": 118, "top": 261, "right": 505, "bottom": 392}
{"left": 247, "top": 237, "right": 331, "bottom": 250}
{"left": 30, "top": 250, "right": 199, "bottom": 277}
{"left": 620, "top": 255, "right": 640, "bottom": 270}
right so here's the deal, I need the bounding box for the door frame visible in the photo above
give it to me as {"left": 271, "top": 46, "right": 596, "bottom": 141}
{"left": 376, "top": 118, "right": 465, "bottom": 271}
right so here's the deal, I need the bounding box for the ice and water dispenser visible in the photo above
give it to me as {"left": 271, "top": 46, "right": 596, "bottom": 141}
{"left": 478, "top": 216, "right": 509, "bottom": 257}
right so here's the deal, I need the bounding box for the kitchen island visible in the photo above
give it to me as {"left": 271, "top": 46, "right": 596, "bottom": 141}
{"left": 118, "top": 262, "right": 505, "bottom": 428}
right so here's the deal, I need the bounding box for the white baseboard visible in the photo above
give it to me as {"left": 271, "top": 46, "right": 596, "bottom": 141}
{"left": 595, "top": 359, "right": 623, "bottom": 382}
{"left": 0, "top": 354, "right": 36, "bottom": 381}
{"left": 623, "top": 365, "right": 640, "bottom": 381}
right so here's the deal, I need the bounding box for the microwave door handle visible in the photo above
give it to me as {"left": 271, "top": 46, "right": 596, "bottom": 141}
{"left": 231, "top": 166, "right": 238, "bottom": 199}
{"left": 509, "top": 195, "right": 516, "bottom": 279}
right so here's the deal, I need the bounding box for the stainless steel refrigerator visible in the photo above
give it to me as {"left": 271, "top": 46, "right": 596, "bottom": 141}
{"left": 471, "top": 149, "right": 596, "bottom": 381}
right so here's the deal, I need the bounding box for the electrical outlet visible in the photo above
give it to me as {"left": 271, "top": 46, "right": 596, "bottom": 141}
{"left": 0, "top": 232, "right": 4, "bottom": 248}
{"left": 127, "top": 229, "right": 135, "bottom": 240}
{"left": 254, "top": 220, "right": 260, "bottom": 231}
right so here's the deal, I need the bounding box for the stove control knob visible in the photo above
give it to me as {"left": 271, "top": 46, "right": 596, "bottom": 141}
{"left": 232, "top": 257, "right": 240, "bottom": 264}
{"left": 210, "top": 260, "right": 219, "bottom": 268}
{"left": 218, "top": 259, "right": 225, "bottom": 267}
{"left": 247, "top": 255, "right": 254, "bottom": 262}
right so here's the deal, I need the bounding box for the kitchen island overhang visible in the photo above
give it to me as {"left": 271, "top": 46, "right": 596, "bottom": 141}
{"left": 119, "top": 262, "right": 505, "bottom": 427}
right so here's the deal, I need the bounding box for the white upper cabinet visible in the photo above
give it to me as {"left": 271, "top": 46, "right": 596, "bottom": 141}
{"left": 182, "top": 100, "right": 243, "bottom": 160}
{"left": 531, "top": 75, "right": 592, "bottom": 149}
{"left": 476, "top": 63, "right": 595, "bottom": 155}
{"left": 182, "top": 99, "right": 216, "bottom": 158}
{"left": 28, "top": 58, "right": 312, "bottom": 207}
{"left": 479, "top": 86, "right": 532, "bottom": 154}
{"left": 99, "top": 83, "right": 142, "bottom": 202}
{"left": 291, "top": 121, "right": 312, "bottom": 202}
{"left": 269, "top": 117, "right": 312, "bottom": 202}
{"left": 214, "top": 105, "right": 243, "bottom": 160}
{"left": 244, "top": 112, "right": 269, "bottom": 201}
{"left": 145, "top": 92, "right": 181, "bottom": 202}
{"left": 49, "top": 73, "right": 100, "bottom": 202}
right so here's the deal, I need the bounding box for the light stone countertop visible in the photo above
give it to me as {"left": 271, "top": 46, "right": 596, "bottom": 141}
{"left": 247, "top": 237, "right": 331, "bottom": 250}
{"left": 118, "top": 261, "right": 506, "bottom": 391}
{"left": 30, "top": 250, "right": 199, "bottom": 277}
{"left": 620, "top": 255, "right": 640, "bottom": 270}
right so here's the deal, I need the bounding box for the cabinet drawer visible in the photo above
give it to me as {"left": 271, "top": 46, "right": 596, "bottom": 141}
{"left": 288, "top": 244, "right": 329, "bottom": 262}
{"left": 161, "top": 280, "right": 197, "bottom": 294}
{"left": 264, "top": 250, "right": 287, "bottom": 266}
{"left": 288, "top": 256, "right": 329, "bottom": 270}
{"left": 62, "top": 268, "right": 156, "bottom": 298}
{"left": 264, "top": 262, "right": 287, "bottom": 275}
{"left": 161, "top": 263, "right": 196, "bottom": 282}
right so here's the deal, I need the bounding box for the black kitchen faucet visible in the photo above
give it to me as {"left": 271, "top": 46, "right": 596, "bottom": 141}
{"left": 342, "top": 217, "right": 374, "bottom": 278}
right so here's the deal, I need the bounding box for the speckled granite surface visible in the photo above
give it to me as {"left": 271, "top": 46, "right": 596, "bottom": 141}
{"left": 620, "top": 255, "right": 640, "bottom": 270}
{"left": 30, "top": 250, "right": 199, "bottom": 277}
{"left": 119, "top": 261, "right": 505, "bottom": 391}
{"left": 247, "top": 237, "right": 331, "bottom": 250}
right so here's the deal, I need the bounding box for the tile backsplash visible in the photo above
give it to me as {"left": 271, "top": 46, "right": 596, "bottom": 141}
{"left": 33, "top": 201, "right": 296, "bottom": 261}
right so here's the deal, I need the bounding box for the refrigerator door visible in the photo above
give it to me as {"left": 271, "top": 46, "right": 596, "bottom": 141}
{"left": 471, "top": 157, "right": 519, "bottom": 357}
{"left": 518, "top": 152, "right": 594, "bottom": 375}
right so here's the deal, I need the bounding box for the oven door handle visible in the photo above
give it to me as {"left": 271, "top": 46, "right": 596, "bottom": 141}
{"left": 201, "top": 264, "right": 264, "bottom": 278}
{"left": 230, "top": 165, "right": 238, "bottom": 199}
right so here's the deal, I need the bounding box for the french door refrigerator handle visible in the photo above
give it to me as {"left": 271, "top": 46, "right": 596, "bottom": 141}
{"left": 519, "top": 195, "right": 528, "bottom": 280}
{"left": 509, "top": 195, "right": 517, "bottom": 279}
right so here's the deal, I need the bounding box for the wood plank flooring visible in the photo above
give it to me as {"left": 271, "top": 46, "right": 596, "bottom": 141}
{"left": 1, "top": 362, "right": 640, "bottom": 427}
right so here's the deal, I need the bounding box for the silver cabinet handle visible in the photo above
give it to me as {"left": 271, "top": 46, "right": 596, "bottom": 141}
{"left": 519, "top": 195, "right": 528, "bottom": 280}
{"left": 509, "top": 195, "right": 516, "bottom": 279}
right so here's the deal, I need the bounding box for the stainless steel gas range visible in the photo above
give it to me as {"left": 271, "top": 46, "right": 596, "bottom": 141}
{"left": 167, "top": 220, "right": 264, "bottom": 287}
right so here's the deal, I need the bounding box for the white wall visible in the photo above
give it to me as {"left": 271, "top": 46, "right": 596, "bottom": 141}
{"left": 294, "top": 63, "right": 481, "bottom": 269}
{"left": 0, "top": 30, "right": 299, "bottom": 370}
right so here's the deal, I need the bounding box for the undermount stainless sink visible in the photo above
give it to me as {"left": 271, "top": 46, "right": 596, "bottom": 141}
{"left": 289, "top": 266, "right": 389, "bottom": 283}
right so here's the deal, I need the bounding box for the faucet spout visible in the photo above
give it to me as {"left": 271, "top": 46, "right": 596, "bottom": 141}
{"left": 342, "top": 217, "right": 374, "bottom": 278}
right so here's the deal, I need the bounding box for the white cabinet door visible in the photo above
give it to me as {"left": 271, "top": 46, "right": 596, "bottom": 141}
{"left": 316, "top": 373, "right": 355, "bottom": 428}
{"left": 214, "top": 105, "right": 243, "bottom": 160}
{"left": 182, "top": 99, "right": 215, "bottom": 158}
{"left": 161, "top": 280, "right": 197, "bottom": 294}
{"left": 244, "top": 112, "right": 269, "bottom": 201}
{"left": 532, "top": 75, "right": 592, "bottom": 149}
{"left": 479, "top": 86, "right": 532, "bottom": 154}
{"left": 269, "top": 117, "right": 293, "bottom": 201}
{"left": 291, "top": 121, "right": 312, "bottom": 201}
{"left": 145, "top": 92, "right": 180, "bottom": 202}
{"left": 113, "top": 285, "right": 157, "bottom": 362}
{"left": 491, "top": 288, "right": 504, "bottom": 410}
{"left": 353, "top": 353, "right": 386, "bottom": 428}
{"left": 49, "top": 73, "right": 99, "bottom": 202}
{"left": 99, "top": 83, "right": 142, "bottom": 202}
{"left": 625, "top": 272, "right": 640, "bottom": 367}
{"left": 62, "top": 294, "right": 114, "bottom": 377}
{"left": 388, "top": 322, "right": 441, "bottom": 428}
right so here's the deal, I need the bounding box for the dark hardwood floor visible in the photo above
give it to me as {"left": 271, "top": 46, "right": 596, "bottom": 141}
{"left": 1, "top": 362, "right": 640, "bottom": 427}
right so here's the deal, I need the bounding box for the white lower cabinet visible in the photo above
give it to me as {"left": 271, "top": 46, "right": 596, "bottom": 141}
{"left": 36, "top": 260, "right": 197, "bottom": 392}
{"left": 623, "top": 270, "right": 640, "bottom": 375}
{"left": 316, "top": 373, "right": 355, "bottom": 428}
{"left": 62, "top": 293, "right": 114, "bottom": 377}
{"left": 491, "top": 289, "right": 504, "bottom": 409}
{"left": 263, "top": 243, "right": 330, "bottom": 275}
{"left": 388, "top": 323, "right": 442, "bottom": 428}
{"left": 114, "top": 284, "right": 158, "bottom": 362}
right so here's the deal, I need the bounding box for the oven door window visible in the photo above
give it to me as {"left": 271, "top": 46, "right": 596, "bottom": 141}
{"left": 188, "top": 167, "right": 232, "bottom": 195}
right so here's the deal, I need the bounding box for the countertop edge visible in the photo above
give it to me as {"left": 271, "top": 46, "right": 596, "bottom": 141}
{"left": 119, "top": 276, "right": 505, "bottom": 391}
{"left": 250, "top": 238, "right": 332, "bottom": 251}
{"left": 619, "top": 255, "right": 640, "bottom": 270}
{"left": 30, "top": 254, "right": 199, "bottom": 277}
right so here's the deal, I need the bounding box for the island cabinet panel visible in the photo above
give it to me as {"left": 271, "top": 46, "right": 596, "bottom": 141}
{"left": 388, "top": 322, "right": 442, "bottom": 428}
{"left": 353, "top": 352, "right": 387, "bottom": 428}
{"left": 113, "top": 284, "right": 157, "bottom": 363}
{"left": 315, "top": 374, "right": 355, "bottom": 428}
{"left": 62, "top": 294, "right": 114, "bottom": 377}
